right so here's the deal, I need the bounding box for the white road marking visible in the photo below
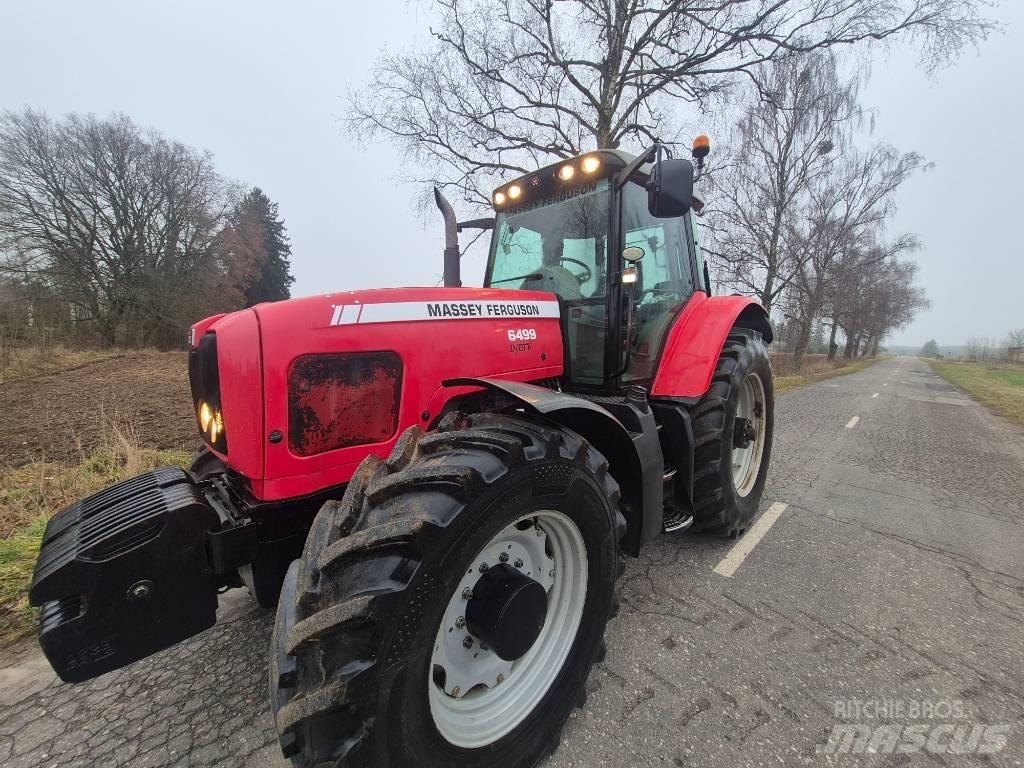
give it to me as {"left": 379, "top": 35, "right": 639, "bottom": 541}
{"left": 713, "top": 503, "right": 789, "bottom": 578}
{"left": 883, "top": 383, "right": 887, "bottom": 387}
{"left": 822, "top": 383, "right": 841, "bottom": 388}
{"left": 872, "top": 393, "right": 879, "bottom": 398}
{"left": 846, "top": 415, "right": 860, "bottom": 429}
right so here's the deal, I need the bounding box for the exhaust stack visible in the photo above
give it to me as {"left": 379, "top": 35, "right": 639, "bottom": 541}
{"left": 434, "top": 187, "right": 461, "bottom": 288}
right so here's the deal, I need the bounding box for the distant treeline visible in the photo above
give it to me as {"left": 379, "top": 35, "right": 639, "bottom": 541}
{"left": 0, "top": 108, "right": 294, "bottom": 349}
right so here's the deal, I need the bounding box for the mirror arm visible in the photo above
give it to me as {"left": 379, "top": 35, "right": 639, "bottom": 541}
{"left": 615, "top": 143, "right": 660, "bottom": 189}
{"left": 457, "top": 218, "right": 495, "bottom": 232}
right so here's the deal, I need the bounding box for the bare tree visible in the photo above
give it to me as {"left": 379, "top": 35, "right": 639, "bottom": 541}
{"left": 705, "top": 51, "right": 862, "bottom": 315}
{"left": 835, "top": 255, "right": 929, "bottom": 357}
{"left": 0, "top": 109, "right": 242, "bottom": 347}
{"left": 350, "top": 0, "right": 994, "bottom": 206}
{"left": 783, "top": 142, "right": 925, "bottom": 371}
{"left": 1006, "top": 328, "right": 1024, "bottom": 347}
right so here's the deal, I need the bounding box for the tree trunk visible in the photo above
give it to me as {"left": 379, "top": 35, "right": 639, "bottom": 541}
{"left": 826, "top": 321, "right": 839, "bottom": 360}
{"left": 843, "top": 335, "right": 855, "bottom": 359}
{"left": 790, "top": 317, "right": 814, "bottom": 374}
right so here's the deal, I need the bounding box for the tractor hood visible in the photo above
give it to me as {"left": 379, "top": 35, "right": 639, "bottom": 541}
{"left": 191, "top": 286, "right": 565, "bottom": 500}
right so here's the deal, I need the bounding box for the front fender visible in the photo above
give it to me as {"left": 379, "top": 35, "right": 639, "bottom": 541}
{"left": 651, "top": 293, "right": 771, "bottom": 398}
{"left": 443, "top": 377, "right": 660, "bottom": 555}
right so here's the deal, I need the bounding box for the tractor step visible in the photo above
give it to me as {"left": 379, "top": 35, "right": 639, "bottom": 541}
{"left": 30, "top": 467, "right": 223, "bottom": 683}
{"left": 661, "top": 466, "right": 694, "bottom": 532}
{"left": 662, "top": 506, "right": 694, "bottom": 533}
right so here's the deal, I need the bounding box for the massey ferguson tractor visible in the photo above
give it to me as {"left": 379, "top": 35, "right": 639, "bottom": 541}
{"left": 30, "top": 138, "right": 773, "bottom": 767}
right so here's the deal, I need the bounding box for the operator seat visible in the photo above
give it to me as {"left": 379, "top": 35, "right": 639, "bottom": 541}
{"left": 519, "top": 266, "right": 583, "bottom": 301}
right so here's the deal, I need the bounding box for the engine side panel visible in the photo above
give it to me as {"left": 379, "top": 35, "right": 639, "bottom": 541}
{"left": 253, "top": 287, "right": 564, "bottom": 500}
{"left": 650, "top": 292, "right": 770, "bottom": 398}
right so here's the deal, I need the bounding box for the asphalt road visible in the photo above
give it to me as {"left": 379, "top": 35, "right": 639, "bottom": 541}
{"left": 2, "top": 357, "right": 1022, "bottom": 767}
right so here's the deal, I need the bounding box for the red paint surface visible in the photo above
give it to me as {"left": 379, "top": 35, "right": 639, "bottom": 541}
{"left": 201, "top": 287, "right": 564, "bottom": 501}
{"left": 651, "top": 292, "right": 767, "bottom": 398}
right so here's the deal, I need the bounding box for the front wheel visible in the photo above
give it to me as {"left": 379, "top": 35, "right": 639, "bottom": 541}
{"left": 690, "top": 328, "right": 774, "bottom": 536}
{"left": 270, "top": 413, "right": 624, "bottom": 767}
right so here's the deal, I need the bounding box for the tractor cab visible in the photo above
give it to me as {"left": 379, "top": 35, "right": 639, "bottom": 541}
{"left": 482, "top": 144, "right": 709, "bottom": 389}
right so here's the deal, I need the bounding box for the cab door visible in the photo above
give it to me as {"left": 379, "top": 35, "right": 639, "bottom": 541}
{"left": 618, "top": 181, "right": 697, "bottom": 383}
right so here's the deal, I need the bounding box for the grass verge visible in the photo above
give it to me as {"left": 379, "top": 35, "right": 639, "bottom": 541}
{"left": 927, "top": 360, "right": 1024, "bottom": 428}
{"left": 775, "top": 358, "right": 878, "bottom": 393}
{"left": 0, "top": 425, "right": 190, "bottom": 646}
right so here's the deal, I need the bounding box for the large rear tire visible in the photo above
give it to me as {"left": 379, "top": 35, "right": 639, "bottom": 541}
{"left": 690, "top": 329, "right": 774, "bottom": 536}
{"left": 270, "top": 413, "right": 624, "bottom": 767}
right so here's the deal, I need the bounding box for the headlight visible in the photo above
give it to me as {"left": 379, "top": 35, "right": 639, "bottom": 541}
{"left": 189, "top": 332, "right": 228, "bottom": 453}
{"left": 581, "top": 155, "right": 601, "bottom": 174}
{"left": 199, "top": 401, "right": 212, "bottom": 432}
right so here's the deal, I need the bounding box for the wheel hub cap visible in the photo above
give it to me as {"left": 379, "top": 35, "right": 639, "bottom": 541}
{"left": 466, "top": 564, "right": 548, "bottom": 661}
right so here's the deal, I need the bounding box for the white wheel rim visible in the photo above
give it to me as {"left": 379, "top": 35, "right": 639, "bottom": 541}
{"left": 427, "top": 510, "right": 588, "bottom": 748}
{"left": 732, "top": 372, "right": 766, "bottom": 497}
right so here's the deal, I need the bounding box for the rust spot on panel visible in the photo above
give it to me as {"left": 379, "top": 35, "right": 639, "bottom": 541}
{"left": 288, "top": 352, "right": 403, "bottom": 456}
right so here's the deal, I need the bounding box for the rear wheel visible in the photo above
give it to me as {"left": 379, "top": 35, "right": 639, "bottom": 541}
{"left": 690, "top": 329, "right": 774, "bottom": 536}
{"left": 270, "top": 413, "right": 624, "bottom": 767}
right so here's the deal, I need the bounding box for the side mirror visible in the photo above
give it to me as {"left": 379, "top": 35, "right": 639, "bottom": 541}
{"left": 647, "top": 158, "right": 694, "bottom": 218}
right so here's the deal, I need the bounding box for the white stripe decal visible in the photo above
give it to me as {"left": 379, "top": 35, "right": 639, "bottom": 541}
{"left": 328, "top": 300, "right": 561, "bottom": 326}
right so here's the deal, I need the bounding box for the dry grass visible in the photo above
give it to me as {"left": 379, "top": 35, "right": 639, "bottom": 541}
{"left": 775, "top": 358, "right": 878, "bottom": 393}
{"left": 0, "top": 419, "right": 190, "bottom": 645}
{"left": 0, "top": 343, "right": 121, "bottom": 384}
{"left": 927, "top": 359, "right": 1024, "bottom": 428}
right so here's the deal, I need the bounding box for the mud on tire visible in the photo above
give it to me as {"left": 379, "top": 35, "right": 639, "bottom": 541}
{"left": 690, "top": 328, "right": 774, "bottom": 536}
{"left": 270, "top": 413, "right": 625, "bottom": 767}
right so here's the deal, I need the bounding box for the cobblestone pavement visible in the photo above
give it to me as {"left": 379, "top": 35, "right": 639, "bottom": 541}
{"left": 2, "top": 357, "right": 1022, "bottom": 767}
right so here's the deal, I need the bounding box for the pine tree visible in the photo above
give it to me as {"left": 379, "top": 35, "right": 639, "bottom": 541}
{"left": 230, "top": 188, "right": 295, "bottom": 305}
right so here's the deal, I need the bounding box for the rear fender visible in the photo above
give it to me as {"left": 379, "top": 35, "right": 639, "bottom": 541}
{"left": 444, "top": 377, "right": 661, "bottom": 555}
{"left": 651, "top": 293, "right": 772, "bottom": 398}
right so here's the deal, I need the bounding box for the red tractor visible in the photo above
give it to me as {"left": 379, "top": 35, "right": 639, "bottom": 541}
{"left": 30, "top": 139, "right": 773, "bottom": 767}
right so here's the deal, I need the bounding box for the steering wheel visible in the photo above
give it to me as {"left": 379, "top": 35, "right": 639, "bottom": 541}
{"left": 558, "top": 257, "right": 593, "bottom": 285}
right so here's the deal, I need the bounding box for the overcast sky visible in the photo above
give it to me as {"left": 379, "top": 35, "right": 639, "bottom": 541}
{"left": 1, "top": 0, "right": 1019, "bottom": 348}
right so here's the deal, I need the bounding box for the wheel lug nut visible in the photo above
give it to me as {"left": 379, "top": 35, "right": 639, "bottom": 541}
{"left": 496, "top": 674, "right": 505, "bottom": 684}
{"left": 463, "top": 636, "right": 474, "bottom": 649}
{"left": 455, "top": 616, "right": 466, "bottom": 629}
{"left": 549, "top": 568, "right": 555, "bottom": 578}
{"left": 499, "top": 552, "right": 509, "bottom": 563}
{"left": 452, "top": 686, "right": 461, "bottom": 697}
{"left": 462, "top": 587, "right": 473, "bottom": 599}
{"left": 479, "top": 562, "right": 489, "bottom": 573}
{"left": 514, "top": 558, "right": 524, "bottom": 569}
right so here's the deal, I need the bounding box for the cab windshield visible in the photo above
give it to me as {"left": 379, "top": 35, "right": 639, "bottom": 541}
{"left": 486, "top": 179, "right": 610, "bottom": 301}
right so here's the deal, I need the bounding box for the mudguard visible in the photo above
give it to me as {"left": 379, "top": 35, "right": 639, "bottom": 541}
{"left": 651, "top": 293, "right": 772, "bottom": 399}
{"left": 444, "top": 377, "right": 662, "bottom": 556}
